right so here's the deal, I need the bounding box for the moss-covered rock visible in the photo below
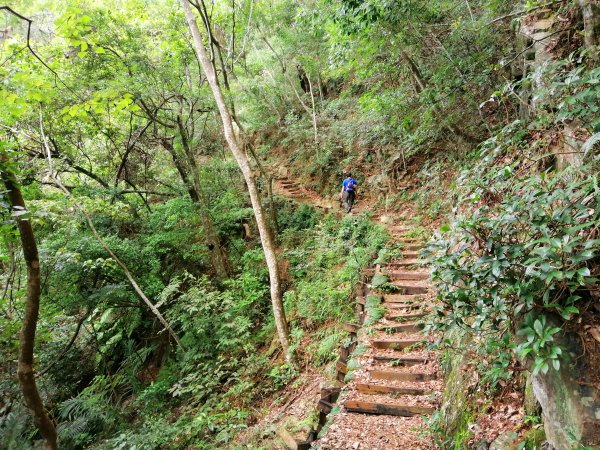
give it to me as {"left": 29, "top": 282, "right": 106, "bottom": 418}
{"left": 531, "top": 327, "right": 600, "bottom": 449}
{"left": 523, "top": 427, "right": 545, "bottom": 449}
{"left": 489, "top": 431, "right": 519, "bottom": 450}
{"left": 532, "top": 366, "right": 584, "bottom": 449}
{"left": 523, "top": 374, "right": 540, "bottom": 417}
{"left": 439, "top": 329, "right": 477, "bottom": 439}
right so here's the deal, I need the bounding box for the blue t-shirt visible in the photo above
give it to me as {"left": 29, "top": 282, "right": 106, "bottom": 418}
{"left": 342, "top": 177, "right": 358, "bottom": 192}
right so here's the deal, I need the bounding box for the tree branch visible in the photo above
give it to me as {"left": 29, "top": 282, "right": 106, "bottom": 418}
{"left": 487, "top": 1, "right": 567, "bottom": 26}
{"left": 38, "top": 112, "right": 184, "bottom": 349}
{"left": 36, "top": 311, "right": 89, "bottom": 378}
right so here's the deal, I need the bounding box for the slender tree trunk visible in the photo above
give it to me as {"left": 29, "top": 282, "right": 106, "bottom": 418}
{"left": 268, "top": 178, "right": 279, "bottom": 235}
{"left": 245, "top": 142, "right": 279, "bottom": 235}
{"left": 0, "top": 153, "right": 58, "bottom": 450}
{"left": 176, "top": 116, "right": 229, "bottom": 278}
{"left": 307, "top": 73, "right": 319, "bottom": 147}
{"left": 180, "top": 0, "right": 291, "bottom": 361}
{"left": 402, "top": 51, "right": 478, "bottom": 143}
{"left": 578, "top": 0, "right": 600, "bottom": 49}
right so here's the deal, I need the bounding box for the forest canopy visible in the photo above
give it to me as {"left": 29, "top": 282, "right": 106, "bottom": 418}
{"left": 1, "top": 0, "right": 599, "bottom": 448}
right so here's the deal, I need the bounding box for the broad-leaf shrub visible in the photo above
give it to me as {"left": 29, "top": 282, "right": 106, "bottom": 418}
{"left": 428, "top": 168, "right": 599, "bottom": 380}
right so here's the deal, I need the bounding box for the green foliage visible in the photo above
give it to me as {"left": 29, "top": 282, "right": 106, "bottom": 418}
{"left": 313, "top": 330, "right": 346, "bottom": 365}
{"left": 521, "top": 54, "right": 600, "bottom": 132}
{"left": 267, "top": 363, "right": 297, "bottom": 389}
{"left": 427, "top": 408, "right": 474, "bottom": 449}
{"left": 429, "top": 165, "right": 599, "bottom": 384}
{"left": 283, "top": 214, "right": 385, "bottom": 329}
{"left": 278, "top": 202, "right": 320, "bottom": 232}
{"left": 370, "top": 274, "right": 388, "bottom": 288}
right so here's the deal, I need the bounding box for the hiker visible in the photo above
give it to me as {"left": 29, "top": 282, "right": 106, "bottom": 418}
{"left": 340, "top": 172, "right": 358, "bottom": 213}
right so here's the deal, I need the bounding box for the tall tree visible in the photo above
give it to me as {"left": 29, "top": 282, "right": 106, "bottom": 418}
{"left": 179, "top": 0, "right": 291, "bottom": 362}
{"left": 0, "top": 151, "right": 58, "bottom": 450}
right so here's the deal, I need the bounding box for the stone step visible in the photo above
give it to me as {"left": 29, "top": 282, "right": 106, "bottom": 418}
{"left": 372, "top": 339, "right": 425, "bottom": 350}
{"left": 343, "top": 400, "right": 435, "bottom": 416}
{"left": 387, "top": 312, "right": 428, "bottom": 321}
{"left": 388, "top": 259, "right": 429, "bottom": 267}
{"left": 390, "top": 226, "right": 412, "bottom": 233}
{"left": 377, "top": 322, "right": 423, "bottom": 333}
{"left": 395, "top": 238, "right": 421, "bottom": 244}
{"left": 401, "top": 251, "right": 421, "bottom": 259}
{"left": 389, "top": 284, "right": 430, "bottom": 295}
{"left": 370, "top": 370, "right": 437, "bottom": 382}
{"left": 385, "top": 302, "right": 428, "bottom": 310}
{"left": 385, "top": 306, "right": 427, "bottom": 314}
{"left": 386, "top": 271, "right": 429, "bottom": 281}
{"left": 383, "top": 294, "right": 424, "bottom": 303}
{"left": 385, "top": 304, "right": 427, "bottom": 313}
{"left": 371, "top": 355, "right": 429, "bottom": 365}
{"left": 356, "top": 383, "right": 433, "bottom": 396}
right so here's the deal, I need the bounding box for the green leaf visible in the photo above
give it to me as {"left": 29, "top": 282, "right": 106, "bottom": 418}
{"left": 581, "top": 132, "right": 600, "bottom": 155}
{"left": 578, "top": 267, "right": 590, "bottom": 277}
{"left": 533, "top": 319, "right": 544, "bottom": 337}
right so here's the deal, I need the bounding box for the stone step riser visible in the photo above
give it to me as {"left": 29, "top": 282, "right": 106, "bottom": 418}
{"left": 387, "top": 313, "right": 427, "bottom": 321}
{"left": 390, "top": 285, "right": 430, "bottom": 295}
{"left": 377, "top": 323, "right": 423, "bottom": 333}
{"left": 370, "top": 370, "right": 437, "bottom": 382}
{"left": 372, "top": 355, "right": 428, "bottom": 365}
{"left": 383, "top": 294, "right": 424, "bottom": 303}
{"left": 386, "top": 272, "right": 429, "bottom": 281}
{"left": 388, "top": 260, "right": 428, "bottom": 267}
{"left": 356, "top": 383, "right": 433, "bottom": 396}
{"left": 343, "top": 400, "right": 435, "bottom": 416}
{"left": 372, "top": 340, "right": 425, "bottom": 350}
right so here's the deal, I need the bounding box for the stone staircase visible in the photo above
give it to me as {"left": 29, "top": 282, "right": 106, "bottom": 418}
{"left": 317, "top": 223, "right": 441, "bottom": 449}
{"left": 272, "top": 177, "right": 441, "bottom": 448}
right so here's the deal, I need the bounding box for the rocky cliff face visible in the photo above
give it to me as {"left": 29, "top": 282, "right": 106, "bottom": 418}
{"left": 531, "top": 323, "right": 600, "bottom": 449}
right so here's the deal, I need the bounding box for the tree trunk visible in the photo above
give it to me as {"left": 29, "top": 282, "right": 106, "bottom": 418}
{"left": 578, "top": 0, "right": 600, "bottom": 49}
{"left": 158, "top": 135, "right": 229, "bottom": 278}
{"left": 307, "top": 73, "right": 319, "bottom": 147}
{"left": 245, "top": 142, "right": 279, "bottom": 235}
{"left": 176, "top": 116, "right": 229, "bottom": 278}
{"left": 402, "top": 51, "right": 478, "bottom": 143}
{"left": 0, "top": 154, "right": 58, "bottom": 450}
{"left": 160, "top": 137, "right": 200, "bottom": 202}
{"left": 180, "top": 0, "right": 291, "bottom": 362}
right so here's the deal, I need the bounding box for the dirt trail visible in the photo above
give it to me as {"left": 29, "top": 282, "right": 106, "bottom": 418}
{"left": 274, "top": 177, "right": 442, "bottom": 449}
{"left": 274, "top": 177, "right": 371, "bottom": 217}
